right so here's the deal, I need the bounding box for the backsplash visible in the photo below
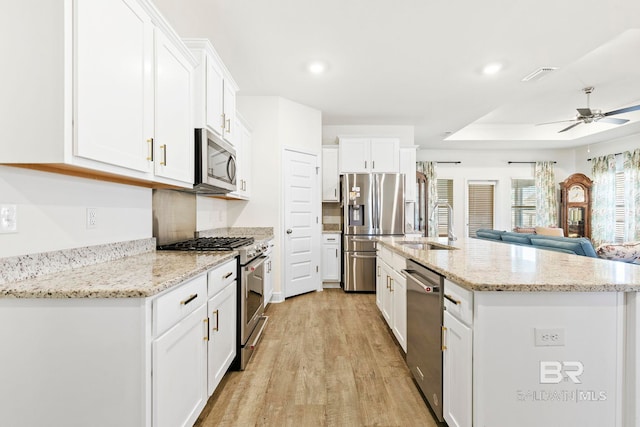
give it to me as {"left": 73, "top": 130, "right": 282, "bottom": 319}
{"left": 197, "top": 227, "right": 274, "bottom": 239}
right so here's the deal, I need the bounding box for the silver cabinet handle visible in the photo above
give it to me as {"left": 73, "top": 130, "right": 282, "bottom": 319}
{"left": 334, "top": 188, "right": 337, "bottom": 197}
{"left": 286, "top": 229, "right": 293, "bottom": 234}
{"left": 335, "top": 248, "right": 338, "bottom": 257}
{"left": 372, "top": 160, "right": 375, "bottom": 169}
{"left": 364, "top": 160, "right": 367, "bottom": 169}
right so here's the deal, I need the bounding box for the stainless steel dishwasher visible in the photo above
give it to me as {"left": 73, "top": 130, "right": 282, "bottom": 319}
{"left": 404, "top": 259, "right": 445, "bottom": 423}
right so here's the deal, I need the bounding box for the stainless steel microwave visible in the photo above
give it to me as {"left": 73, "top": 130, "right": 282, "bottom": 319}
{"left": 194, "top": 129, "right": 236, "bottom": 194}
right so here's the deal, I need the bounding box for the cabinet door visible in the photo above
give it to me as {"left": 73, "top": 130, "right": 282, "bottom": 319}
{"left": 322, "top": 147, "right": 339, "bottom": 201}
{"left": 154, "top": 29, "right": 194, "bottom": 184}
{"left": 375, "top": 257, "right": 383, "bottom": 310}
{"left": 222, "top": 81, "right": 236, "bottom": 145}
{"left": 264, "top": 255, "right": 273, "bottom": 307}
{"left": 370, "top": 138, "right": 399, "bottom": 173}
{"left": 206, "top": 56, "right": 224, "bottom": 136}
{"left": 380, "top": 262, "right": 393, "bottom": 325}
{"left": 240, "top": 124, "right": 252, "bottom": 198}
{"left": 443, "top": 310, "right": 473, "bottom": 427}
{"left": 339, "top": 138, "right": 370, "bottom": 173}
{"left": 75, "top": 0, "right": 153, "bottom": 173}
{"left": 153, "top": 305, "right": 208, "bottom": 427}
{"left": 322, "top": 241, "right": 340, "bottom": 281}
{"left": 400, "top": 147, "right": 417, "bottom": 202}
{"left": 207, "top": 282, "right": 237, "bottom": 396}
{"left": 391, "top": 269, "right": 407, "bottom": 352}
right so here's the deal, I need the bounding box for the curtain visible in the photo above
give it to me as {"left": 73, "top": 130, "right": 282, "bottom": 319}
{"left": 624, "top": 149, "right": 640, "bottom": 241}
{"left": 534, "top": 161, "right": 558, "bottom": 227}
{"left": 416, "top": 161, "right": 438, "bottom": 236}
{"left": 591, "top": 154, "right": 617, "bottom": 246}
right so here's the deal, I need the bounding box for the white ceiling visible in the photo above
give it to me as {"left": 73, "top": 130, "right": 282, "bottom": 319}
{"left": 153, "top": 0, "right": 640, "bottom": 150}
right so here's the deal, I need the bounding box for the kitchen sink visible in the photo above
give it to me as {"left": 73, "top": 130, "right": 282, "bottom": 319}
{"left": 396, "top": 241, "right": 455, "bottom": 250}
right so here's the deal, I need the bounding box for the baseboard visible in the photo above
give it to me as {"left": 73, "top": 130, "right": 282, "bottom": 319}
{"left": 322, "top": 282, "right": 341, "bottom": 289}
{"left": 269, "top": 291, "right": 285, "bottom": 304}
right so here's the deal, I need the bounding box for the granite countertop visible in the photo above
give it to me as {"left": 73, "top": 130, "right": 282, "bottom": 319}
{"left": 376, "top": 236, "right": 640, "bottom": 292}
{"left": 0, "top": 251, "right": 237, "bottom": 299}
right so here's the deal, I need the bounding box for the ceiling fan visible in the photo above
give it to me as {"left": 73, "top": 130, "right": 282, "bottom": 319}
{"left": 538, "top": 87, "right": 640, "bottom": 133}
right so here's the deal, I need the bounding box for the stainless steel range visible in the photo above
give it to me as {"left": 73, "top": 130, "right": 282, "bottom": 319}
{"left": 152, "top": 190, "right": 269, "bottom": 371}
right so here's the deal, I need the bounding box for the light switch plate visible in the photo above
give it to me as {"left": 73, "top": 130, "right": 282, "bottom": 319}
{"left": 0, "top": 204, "right": 18, "bottom": 233}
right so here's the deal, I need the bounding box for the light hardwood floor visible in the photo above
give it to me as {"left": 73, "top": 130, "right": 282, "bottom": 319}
{"left": 195, "top": 288, "right": 440, "bottom": 427}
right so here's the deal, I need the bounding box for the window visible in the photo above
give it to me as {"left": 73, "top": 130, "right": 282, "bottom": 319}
{"left": 511, "top": 179, "right": 536, "bottom": 229}
{"left": 615, "top": 171, "right": 624, "bottom": 243}
{"left": 437, "top": 179, "right": 453, "bottom": 237}
{"left": 468, "top": 182, "right": 495, "bottom": 237}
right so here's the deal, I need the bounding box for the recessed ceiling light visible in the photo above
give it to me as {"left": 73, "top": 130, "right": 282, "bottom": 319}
{"left": 482, "top": 62, "right": 503, "bottom": 75}
{"left": 308, "top": 61, "right": 327, "bottom": 74}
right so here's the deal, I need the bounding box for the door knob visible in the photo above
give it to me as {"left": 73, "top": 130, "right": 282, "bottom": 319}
{"left": 286, "top": 229, "right": 293, "bottom": 234}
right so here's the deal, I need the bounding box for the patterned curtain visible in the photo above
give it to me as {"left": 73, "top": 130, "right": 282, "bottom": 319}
{"left": 623, "top": 149, "right": 640, "bottom": 241}
{"left": 534, "top": 161, "right": 558, "bottom": 227}
{"left": 591, "top": 154, "right": 617, "bottom": 246}
{"left": 416, "top": 161, "right": 438, "bottom": 236}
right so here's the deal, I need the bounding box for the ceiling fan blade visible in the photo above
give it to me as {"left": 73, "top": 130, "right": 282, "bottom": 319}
{"left": 604, "top": 104, "right": 640, "bottom": 116}
{"left": 535, "top": 119, "right": 578, "bottom": 126}
{"left": 577, "top": 108, "right": 593, "bottom": 116}
{"left": 558, "top": 122, "right": 582, "bottom": 133}
{"left": 598, "top": 117, "right": 629, "bottom": 125}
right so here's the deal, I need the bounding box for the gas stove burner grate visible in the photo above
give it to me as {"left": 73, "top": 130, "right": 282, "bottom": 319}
{"left": 158, "top": 237, "right": 255, "bottom": 251}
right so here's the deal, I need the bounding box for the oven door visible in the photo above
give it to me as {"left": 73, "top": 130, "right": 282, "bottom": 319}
{"left": 241, "top": 255, "right": 266, "bottom": 343}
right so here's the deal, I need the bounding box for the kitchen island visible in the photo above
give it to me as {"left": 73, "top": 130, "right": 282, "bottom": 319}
{"left": 377, "top": 236, "right": 640, "bottom": 427}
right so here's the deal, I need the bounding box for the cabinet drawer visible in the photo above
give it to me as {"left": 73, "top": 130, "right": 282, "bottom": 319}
{"left": 323, "top": 233, "right": 341, "bottom": 244}
{"left": 379, "top": 245, "right": 406, "bottom": 272}
{"left": 154, "top": 274, "right": 207, "bottom": 336}
{"left": 207, "top": 258, "right": 237, "bottom": 297}
{"left": 444, "top": 279, "right": 473, "bottom": 326}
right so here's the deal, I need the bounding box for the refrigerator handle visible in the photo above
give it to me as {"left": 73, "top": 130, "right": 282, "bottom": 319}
{"left": 374, "top": 175, "right": 380, "bottom": 233}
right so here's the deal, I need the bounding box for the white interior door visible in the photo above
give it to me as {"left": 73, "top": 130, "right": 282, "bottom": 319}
{"left": 284, "top": 149, "right": 320, "bottom": 298}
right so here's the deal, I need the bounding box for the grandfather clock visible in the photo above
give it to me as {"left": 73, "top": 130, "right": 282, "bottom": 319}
{"left": 560, "top": 173, "right": 593, "bottom": 239}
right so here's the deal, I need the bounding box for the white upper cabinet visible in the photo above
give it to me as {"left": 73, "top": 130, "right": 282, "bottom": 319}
{"left": 400, "top": 147, "right": 417, "bottom": 202}
{"left": 2, "top": 0, "right": 196, "bottom": 188}
{"left": 322, "top": 146, "right": 339, "bottom": 202}
{"left": 185, "top": 39, "right": 239, "bottom": 146}
{"left": 226, "top": 115, "right": 252, "bottom": 200}
{"left": 74, "top": 0, "right": 154, "bottom": 174}
{"left": 338, "top": 137, "right": 399, "bottom": 173}
{"left": 154, "top": 28, "right": 194, "bottom": 184}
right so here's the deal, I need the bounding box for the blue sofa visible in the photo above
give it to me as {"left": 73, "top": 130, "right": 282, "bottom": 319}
{"left": 475, "top": 229, "right": 597, "bottom": 258}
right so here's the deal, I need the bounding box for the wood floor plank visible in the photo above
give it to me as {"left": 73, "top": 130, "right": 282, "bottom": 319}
{"left": 194, "top": 289, "right": 439, "bottom": 427}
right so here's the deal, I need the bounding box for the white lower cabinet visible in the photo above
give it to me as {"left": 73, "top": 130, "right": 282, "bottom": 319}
{"left": 322, "top": 233, "right": 341, "bottom": 283}
{"left": 207, "top": 281, "right": 237, "bottom": 395}
{"left": 152, "top": 304, "right": 208, "bottom": 427}
{"left": 443, "top": 310, "right": 473, "bottom": 427}
{"left": 376, "top": 251, "right": 407, "bottom": 352}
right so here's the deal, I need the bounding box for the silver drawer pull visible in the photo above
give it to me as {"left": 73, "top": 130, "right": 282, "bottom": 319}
{"left": 444, "top": 294, "right": 460, "bottom": 305}
{"left": 180, "top": 294, "right": 198, "bottom": 305}
{"left": 223, "top": 272, "right": 233, "bottom": 279}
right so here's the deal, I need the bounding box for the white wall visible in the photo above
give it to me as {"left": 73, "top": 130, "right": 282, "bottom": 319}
{"left": 322, "top": 125, "right": 414, "bottom": 146}
{"left": 234, "top": 96, "right": 322, "bottom": 300}
{"left": 418, "top": 148, "right": 575, "bottom": 238}
{"left": 0, "top": 166, "right": 151, "bottom": 258}
{"left": 196, "top": 196, "right": 228, "bottom": 231}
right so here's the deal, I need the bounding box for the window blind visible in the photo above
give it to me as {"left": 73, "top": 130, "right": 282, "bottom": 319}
{"left": 437, "top": 179, "right": 453, "bottom": 237}
{"left": 468, "top": 183, "right": 494, "bottom": 237}
{"left": 511, "top": 179, "right": 536, "bottom": 229}
{"left": 615, "top": 172, "right": 625, "bottom": 243}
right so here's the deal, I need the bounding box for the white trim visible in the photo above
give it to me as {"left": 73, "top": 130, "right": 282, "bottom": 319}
{"left": 269, "top": 291, "right": 285, "bottom": 304}
{"left": 322, "top": 282, "right": 341, "bottom": 289}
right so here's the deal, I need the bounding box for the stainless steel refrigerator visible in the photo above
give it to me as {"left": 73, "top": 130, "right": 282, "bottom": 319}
{"left": 342, "top": 173, "right": 405, "bottom": 291}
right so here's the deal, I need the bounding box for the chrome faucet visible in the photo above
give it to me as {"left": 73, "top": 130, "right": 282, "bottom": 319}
{"left": 430, "top": 200, "right": 457, "bottom": 242}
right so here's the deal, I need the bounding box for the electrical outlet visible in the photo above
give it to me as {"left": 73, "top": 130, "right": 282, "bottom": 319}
{"left": 0, "top": 204, "right": 18, "bottom": 233}
{"left": 86, "top": 208, "right": 97, "bottom": 229}
{"left": 535, "top": 328, "right": 565, "bottom": 347}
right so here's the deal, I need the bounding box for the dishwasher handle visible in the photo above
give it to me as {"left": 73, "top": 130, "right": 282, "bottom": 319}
{"left": 403, "top": 269, "right": 440, "bottom": 293}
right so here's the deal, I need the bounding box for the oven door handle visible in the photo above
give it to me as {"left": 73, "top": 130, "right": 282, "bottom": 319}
{"left": 245, "top": 255, "right": 267, "bottom": 272}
